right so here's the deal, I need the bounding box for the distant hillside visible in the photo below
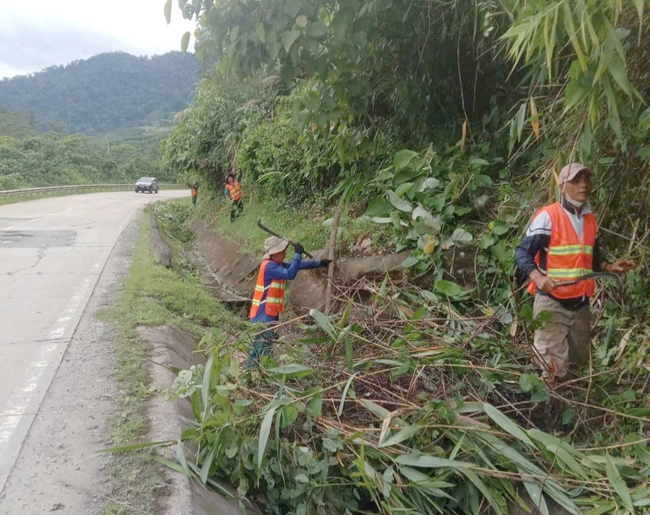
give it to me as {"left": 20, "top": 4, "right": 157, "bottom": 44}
{"left": 0, "top": 51, "right": 198, "bottom": 134}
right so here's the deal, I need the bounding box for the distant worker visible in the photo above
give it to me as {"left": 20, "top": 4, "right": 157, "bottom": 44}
{"left": 247, "top": 237, "right": 330, "bottom": 367}
{"left": 224, "top": 174, "right": 243, "bottom": 222}
{"left": 515, "top": 163, "right": 634, "bottom": 382}
{"left": 187, "top": 182, "right": 198, "bottom": 206}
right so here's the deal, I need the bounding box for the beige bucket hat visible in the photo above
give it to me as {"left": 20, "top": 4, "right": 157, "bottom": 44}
{"left": 263, "top": 236, "right": 289, "bottom": 259}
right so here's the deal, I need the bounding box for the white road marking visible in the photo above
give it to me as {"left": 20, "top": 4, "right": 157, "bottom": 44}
{"left": 0, "top": 276, "right": 94, "bottom": 492}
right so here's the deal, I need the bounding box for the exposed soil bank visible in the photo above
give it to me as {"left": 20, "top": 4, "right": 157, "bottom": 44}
{"left": 188, "top": 219, "right": 410, "bottom": 314}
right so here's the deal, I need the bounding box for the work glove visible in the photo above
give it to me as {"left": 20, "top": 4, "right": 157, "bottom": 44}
{"left": 320, "top": 259, "right": 332, "bottom": 268}
{"left": 293, "top": 242, "right": 305, "bottom": 256}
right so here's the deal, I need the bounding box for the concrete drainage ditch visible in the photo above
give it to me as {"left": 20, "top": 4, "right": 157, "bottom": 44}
{"left": 143, "top": 215, "right": 413, "bottom": 514}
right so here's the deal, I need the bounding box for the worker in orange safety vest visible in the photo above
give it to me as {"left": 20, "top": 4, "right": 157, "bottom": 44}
{"left": 247, "top": 236, "right": 330, "bottom": 367}
{"left": 225, "top": 174, "right": 243, "bottom": 221}
{"left": 515, "top": 163, "right": 634, "bottom": 382}
{"left": 187, "top": 182, "right": 199, "bottom": 206}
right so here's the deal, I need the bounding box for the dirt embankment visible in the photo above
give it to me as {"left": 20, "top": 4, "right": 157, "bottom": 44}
{"left": 188, "top": 219, "right": 410, "bottom": 313}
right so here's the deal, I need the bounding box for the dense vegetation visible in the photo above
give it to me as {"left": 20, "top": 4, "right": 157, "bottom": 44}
{"left": 159, "top": 0, "right": 650, "bottom": 513}
{"left": 0, "top": 110, "right": 174, "bottom": 188}
{"left": 0, "top": 51, "right": 198, "bottom": 134}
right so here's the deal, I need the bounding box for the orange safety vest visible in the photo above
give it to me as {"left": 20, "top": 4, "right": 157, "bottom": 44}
{"left": 528, "top": 202, "right": 597, "bottom": 299}
{"left": 226, "top": 180, "right": 242, "bottom": 202}
{"left": 249, "top": 260, "right": 286, "bottom": 318}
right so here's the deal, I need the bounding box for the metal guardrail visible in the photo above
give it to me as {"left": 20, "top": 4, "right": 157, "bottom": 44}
{"left": 0, "top": 183, "right": 182, "bottom": 198}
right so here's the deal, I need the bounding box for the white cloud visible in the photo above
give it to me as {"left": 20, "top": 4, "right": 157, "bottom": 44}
{"left": 0, "top": 0, "right": 197, "bottom": 78}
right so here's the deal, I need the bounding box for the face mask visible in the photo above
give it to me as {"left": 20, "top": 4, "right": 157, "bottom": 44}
{"left": 564, "top": 192, "right": 584, "bottom": 208}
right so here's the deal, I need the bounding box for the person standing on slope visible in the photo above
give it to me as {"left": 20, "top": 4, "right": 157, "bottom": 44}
{"left": 247, "top": 236, "right": 330, "bottom": 367}
{"left": 515, "top": 163, "right": 634, "bottom": 382}
{"left": 188, "top": 182, "right": 199, "bottom": 206}
{"left": 225, "top": 174, "right": 243, "bottom": 221}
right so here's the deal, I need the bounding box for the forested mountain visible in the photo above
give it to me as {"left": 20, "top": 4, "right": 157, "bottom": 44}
{"left": 0, "top": 51, "right": 198, "bottom": 134}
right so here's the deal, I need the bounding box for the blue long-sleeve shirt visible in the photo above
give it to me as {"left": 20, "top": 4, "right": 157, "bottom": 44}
{"left": 250, "top": 253, "right": 324, "bottom": 323}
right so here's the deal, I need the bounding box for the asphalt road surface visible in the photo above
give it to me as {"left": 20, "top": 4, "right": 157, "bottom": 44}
{"left": 0, "top": 190, "right": 186, "bottom": 506}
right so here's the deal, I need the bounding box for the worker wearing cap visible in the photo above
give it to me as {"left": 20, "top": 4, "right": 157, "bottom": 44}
{"left": 516, "top": 163, "right": 634, "bottom": 381}
{"left": 247, "top": 236, "right": 330, "bottom": 367}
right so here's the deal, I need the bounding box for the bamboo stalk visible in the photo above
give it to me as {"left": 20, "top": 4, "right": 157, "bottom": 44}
{"left": 324, "top": 205, "right": 342, "bottom": 314}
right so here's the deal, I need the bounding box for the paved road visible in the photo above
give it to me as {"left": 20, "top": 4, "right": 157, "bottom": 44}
{"left": 0, "top": 190, "right": 186, "bottom": 495}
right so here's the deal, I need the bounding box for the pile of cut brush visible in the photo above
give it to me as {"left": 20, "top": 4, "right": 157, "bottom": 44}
{"left": 169, "top": 277, "right": 650, "bottom": 515}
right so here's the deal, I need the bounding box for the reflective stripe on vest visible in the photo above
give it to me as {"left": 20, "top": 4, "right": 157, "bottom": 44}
{"left": 528, "top": 202, "right": 597, "bottom": 299}
{"left": 249, "top": 260, "right": 286, "bottom": 319}
{"left": 226, "top": 181, "right": 242, "bottom": 202}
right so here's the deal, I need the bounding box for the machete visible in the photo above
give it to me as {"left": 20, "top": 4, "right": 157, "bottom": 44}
{"left": 555, "top": 271, "right": 623, "bottom": 288}
{"left": 257, "top": 219, "right": 314, "bottom": 258}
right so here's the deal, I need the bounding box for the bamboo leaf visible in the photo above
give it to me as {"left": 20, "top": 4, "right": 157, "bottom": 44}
{"left": 462, "top": 468, "right": 504, "bottom": 515}
{"left": 201, "top": 352, "right": 214, "bottom": 416}
{"left": 606, "top": 454, "right": 634, "bottom": 512}
{"left": 483, "top": 403, "right": 535, "bottom": 447}
{"left": 268, "top": 364, "right": 313, "bottom": 378}
{"left": 530, "top": 97, "right": 540, "bottom": 139}
{"left": 379, "top": 424, "right": 421, "bottom": 448}
{"left": 258, "top": 406, "right": 277, "bottom": 470}
{"left": 164, "top": 0, "right": 172, "bottom": 24}
{"left": 338, "top": 373, "right": 357, "bottom": 416}
{"left": 180, "top": 31, "right": 191, "bottom": 53}
{"left": 361, "top": 399, "right": 390, "bottom": 419}
{"left": 523, "top": 480, "right": 549, "bottom": 515}
{"left": 395, "top": 453, "right": 473, "bottom": 469}
{"left": 309, "top": 308, "right": 338, "bottom": 341}
{"left": 200, "top": 444, "right": 216, "bottom": 484}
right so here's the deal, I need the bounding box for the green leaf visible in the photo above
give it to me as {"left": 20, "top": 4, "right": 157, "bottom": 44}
{"left": 392, "top": 149, "right": 419, "bottom": 170}
{"left": 395, "top": 182, "right": 414, "bottom": 197}
{"left": 338, "top": 373, "right": 357, "bottom": 416}
{"left": 164, "top": 0, "right": 172, "bottom": 24}
{"left": 200, "top": 444, "right": 216, "bottom": 484}
{"left": 307, "top": 392, "right": 323, "bottom": 417}
{"left": 201, "top": 352, "right": 214, "bottom": 415}
{"left": 434, "top": 279, "right": 464, "bottom": 297}
{"left": 395, "top": 453, "right": 473, "bottom": 469}
{"left": 379, "top": 424, "right": 421, "bottom": 448}
{"left": 281, "top": 29, "right": 300, "bottom": 52}
{"left": 268, "top": 364, "right": 313, "bottom": 378}
{"left": 255, "top": 23, "right": 266, "bottom": 43}
{"left": 361, "top": 399, "right": 390, "bottom": 419}
{"left": 371, "top": 217, "right": 393, "bottom": 224}
{"left": 519, "top": 373, "right": 534, "bottom": 393}
{"left": 387, "top": 190, "right": 412, "bottom": 213}
{"left": 280, "top": 405, "right": 299, "bottom": 428}
{"left": 522, "top": 481, "right": 549, "bottom": 515}
{"left": 180, "top": 31, "right": 191, "bottom": 53}
{"left": 365, "top": 196, "right": 392, "bottom": 217}
{"left": 483, "top": 403, "right": 534, "bottom": 447}
{"left": 401, "top": 255, "right": 420, "bottom": 268}
{"left": 309, "top": 309, "right": 338, "bottom": 341}
{"left": 451, "top": 228, "right": 473, "bottom": 245}
{"left": 258, "top": 406, "right": 277, "bottom": 470}
{"left": 606, "top": 454, "right": 634, "bottom": 512}
{"left": 306, "top": 20, "right": 328, "bottom": 39}
{"left": 420, "top": 177, "right": 440, "bottom": 191}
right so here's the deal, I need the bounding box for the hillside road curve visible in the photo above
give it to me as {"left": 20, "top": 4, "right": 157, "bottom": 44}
{"left": 0, "top": 190, "right": 186, "bottom": 503}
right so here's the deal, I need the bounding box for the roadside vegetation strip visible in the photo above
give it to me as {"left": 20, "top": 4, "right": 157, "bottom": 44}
{"left": 195, "top": 191, "right": 391, "bottom": 258}
{"left": 144, "top": 196, "right": 650, "bottom": 513}
{"left": 171, "top": 278, "right": 650, "bottom": 515}
{"left": 97, "top": 207, "right": 244, "bottom": 515}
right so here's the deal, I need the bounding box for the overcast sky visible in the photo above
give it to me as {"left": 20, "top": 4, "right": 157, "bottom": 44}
{"left": 0, "top": 0, "right": 196, "bottom": 79}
